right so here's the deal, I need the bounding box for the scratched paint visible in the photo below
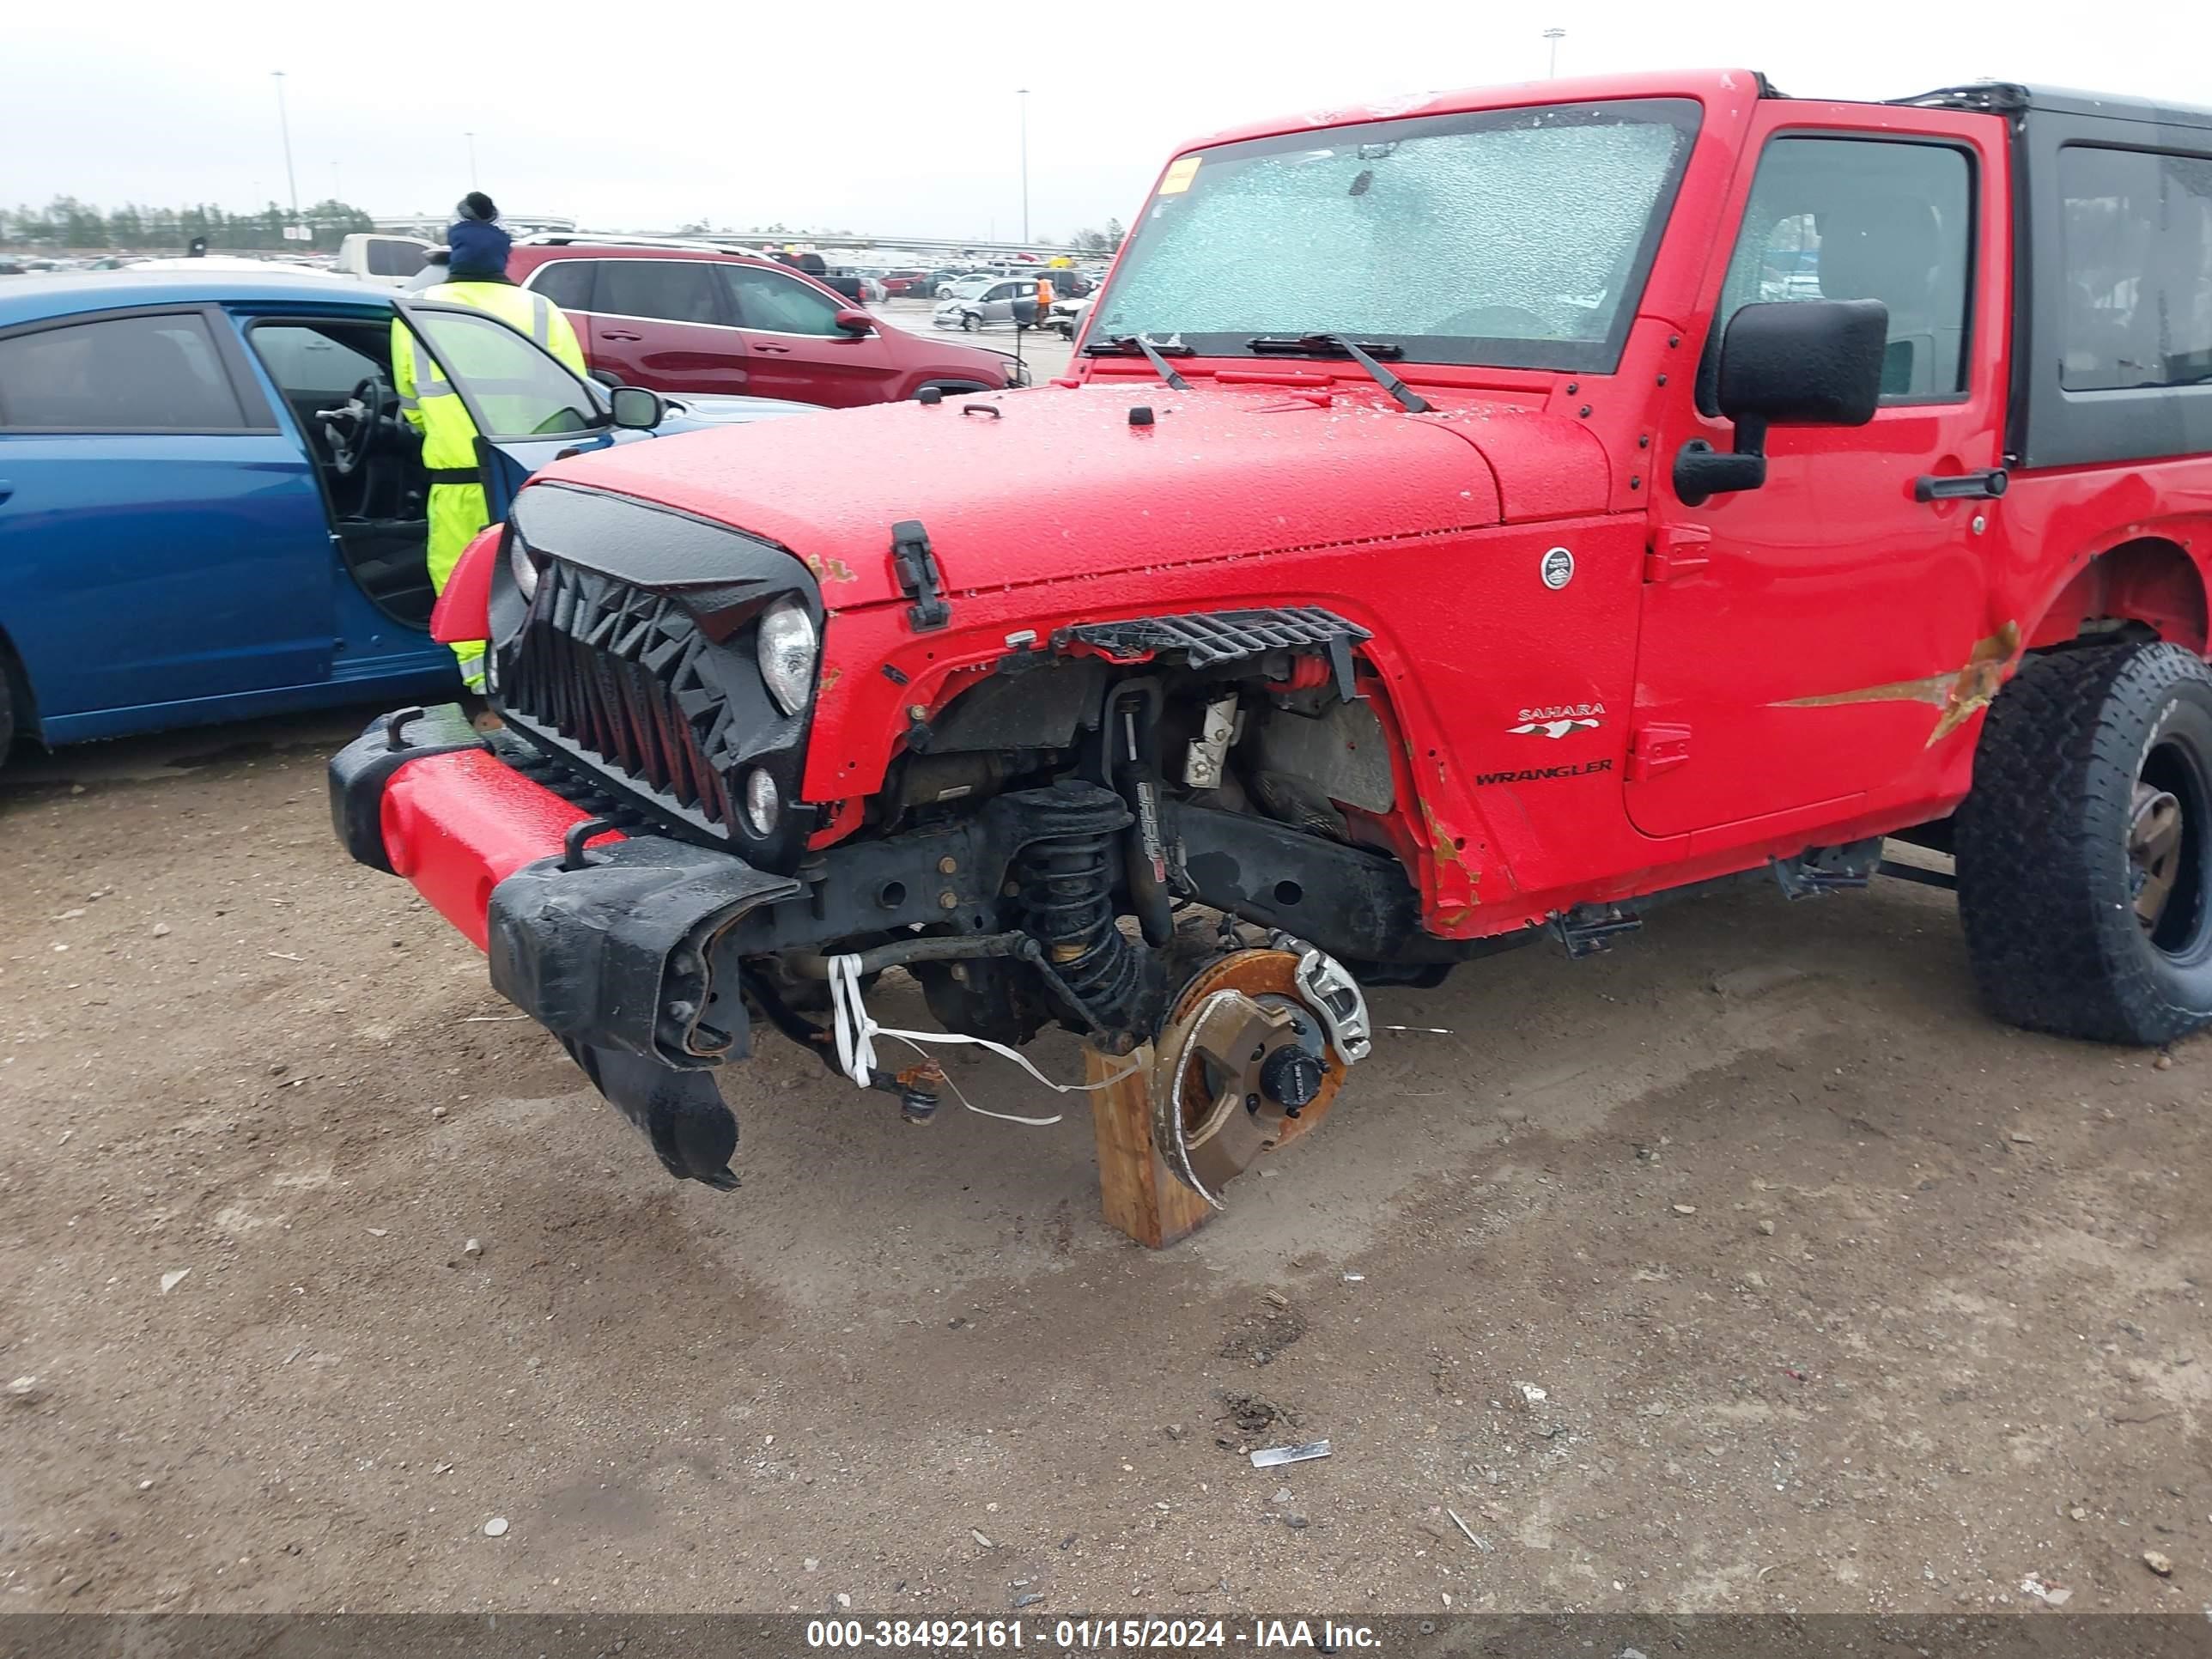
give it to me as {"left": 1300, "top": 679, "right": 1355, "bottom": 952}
{"left": 1775, "top": 622, "right": 2021, "bottom": 745}
{"left": 805, "top": 553, "right": 860, "bottom": 586}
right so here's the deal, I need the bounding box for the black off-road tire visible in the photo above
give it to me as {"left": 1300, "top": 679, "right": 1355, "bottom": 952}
{"left": 1956, "top": 641, "right": 2212, "bottom": 1044}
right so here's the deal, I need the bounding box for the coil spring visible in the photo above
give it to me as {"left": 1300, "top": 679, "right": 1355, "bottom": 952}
{"left": 1015, "top": 787, "right": 1153, "bottom": 1030}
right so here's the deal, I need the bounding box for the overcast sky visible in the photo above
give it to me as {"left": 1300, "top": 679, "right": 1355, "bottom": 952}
{"left": 11, "top": 0, "right": 2212, "bottom": 243}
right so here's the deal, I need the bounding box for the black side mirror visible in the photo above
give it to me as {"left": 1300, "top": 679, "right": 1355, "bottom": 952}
{"left": 1675, "top": 299, "right": 1887, "bottom": 506}
{"left": 608, "top": 385, "right": 665, "bottom": 430}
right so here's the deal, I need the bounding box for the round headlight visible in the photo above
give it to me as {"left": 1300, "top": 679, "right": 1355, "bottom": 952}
{"left": 509, "top": 538, "right": 540, "bottom": 602}
{"left": 757, "top": 598, "right": 817, "bottom": 716}
{"left": 742, "top": 768, "right": 781, "bottom": 837}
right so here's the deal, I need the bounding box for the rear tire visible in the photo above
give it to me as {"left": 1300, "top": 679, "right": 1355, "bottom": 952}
{"left": 1956, "top": 641, "right": 2212, "bottom": 1044}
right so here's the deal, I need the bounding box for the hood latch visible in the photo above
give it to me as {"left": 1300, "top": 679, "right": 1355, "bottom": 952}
{"left": 889, "top": 518, "right": 951, "bottom": 633}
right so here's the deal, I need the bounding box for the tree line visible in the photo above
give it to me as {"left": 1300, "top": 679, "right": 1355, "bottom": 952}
{"left": 3, "top": 197, "right": 377, "bottom": 252}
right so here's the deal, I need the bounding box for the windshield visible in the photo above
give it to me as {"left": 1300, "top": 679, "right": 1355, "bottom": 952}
{"left": 1093, "top": 97, "right": 1699, "bottom": 373}
{"left": 949, "top": 277, "right": 995, "bottom": 297}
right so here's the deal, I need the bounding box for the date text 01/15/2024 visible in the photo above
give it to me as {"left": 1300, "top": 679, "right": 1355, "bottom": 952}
{"left": 804, "top": 1619, "right": 1382, "bottom": 1650}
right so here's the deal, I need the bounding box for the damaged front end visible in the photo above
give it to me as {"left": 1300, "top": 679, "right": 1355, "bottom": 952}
{"left": 331, "top": 483, "right": 1405, "bottom": 1198}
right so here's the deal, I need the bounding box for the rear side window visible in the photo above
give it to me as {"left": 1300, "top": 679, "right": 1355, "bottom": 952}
{"left": 595, "top": 259, "right": 724, "bottom": 325}
{"left": 0, "top": 312, "right": 247, "bottom": 431}
{"left": 722, "top": 265, "right": 844, "bottom": 336}
{"left": 2059, "top": 145, "right": 2212, "bottom": 391}
{"left": 1715, "top": 137, "right": 1973, "bottom": 400}
{"left": 529, "top": 260, "right": 598, "bottom": 312}
{"left": 366, "top": 239, "right": 428, "bottom": 278}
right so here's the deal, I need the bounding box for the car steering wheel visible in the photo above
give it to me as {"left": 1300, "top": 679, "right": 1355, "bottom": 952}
{"left": 319, "top": 376, "right": 399, "bottom": 478}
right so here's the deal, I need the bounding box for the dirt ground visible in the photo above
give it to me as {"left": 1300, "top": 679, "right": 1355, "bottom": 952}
{"left": 3, "top": 707, "right": 2208, "bottom": 1620}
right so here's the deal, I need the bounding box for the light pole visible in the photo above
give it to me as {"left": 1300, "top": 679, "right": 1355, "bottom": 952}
{"left": 271, "top": 71, "right": 300, "bottom": 222}
{"left": 1016, "top": 88, "right": 1030, "bottom": 244}
{"left": 465, "top": 131, "right": 478, "bottom": 189}
{"left": 1542, "top": 27, "right": 1565, "bottom": 78}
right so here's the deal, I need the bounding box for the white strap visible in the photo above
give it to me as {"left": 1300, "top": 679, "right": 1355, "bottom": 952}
{"left": 824, "top": 953, "right": 1141, "bottom": 1126}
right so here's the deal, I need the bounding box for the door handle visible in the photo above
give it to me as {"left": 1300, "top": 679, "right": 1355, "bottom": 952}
{"left": 752, "top": 343, "right": 793, "bottom": 355}
{"left": 599, "top": 330, "right": 642, "bottom": 342}
{"left": 1913, "top": 467, "right": 2008, "bottom": 502}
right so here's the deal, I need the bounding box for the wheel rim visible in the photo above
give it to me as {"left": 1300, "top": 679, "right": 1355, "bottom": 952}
{"left": 2131, "top": 732, "right": 2212, "bottom": 957}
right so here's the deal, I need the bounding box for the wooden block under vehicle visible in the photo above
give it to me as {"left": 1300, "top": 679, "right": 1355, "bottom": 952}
{"left": 1086, "top": 1042, "right": 1214, "bottom": 1249}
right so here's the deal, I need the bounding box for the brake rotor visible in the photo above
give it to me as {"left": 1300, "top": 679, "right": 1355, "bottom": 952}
{"left": 1150, "top": 949, "right": 1351, "bottom": 1205}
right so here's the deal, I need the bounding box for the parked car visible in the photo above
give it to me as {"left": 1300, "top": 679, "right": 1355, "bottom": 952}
{"left": 878, "top": 268, "right": 932, "bottom": 295}
{"left": 506, "top": 241, "right": 1024, "bottom": 405}
{"left": 933, "top": 275, "right": 1050, "bottom": 331}
{"left": 1048, "top": 295, "right": 1091, "bottom": 338}
{"left": 838, "top": 270, "right": 892, "bottom": 306}
{"left": 0, "top": 270, "right": 815, "bottom": 757}
{"left": 334, "top": 70, "right": 2212, "bottom": 1202}
{"left": 336, "top": 233, "right": 435, "bottom": 287}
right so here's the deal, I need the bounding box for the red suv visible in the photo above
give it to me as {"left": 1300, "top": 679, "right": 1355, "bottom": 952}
{"left": 505, "top": 240, "right": 1024, "bottom": 406}
{"left": 337, "top": 71, "right": 2212, "bottom": 1204}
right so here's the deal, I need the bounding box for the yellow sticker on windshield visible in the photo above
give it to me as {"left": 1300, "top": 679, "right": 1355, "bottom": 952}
{"left": 1158, "top": 155, "right": 1201, "bottom": 195}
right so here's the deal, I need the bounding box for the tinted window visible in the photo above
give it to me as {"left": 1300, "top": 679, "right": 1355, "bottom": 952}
{"left": 0, "top": 312, "right": 247, "bottom": 430}
{"left": 1716, "top": 137, "right": 1973, "bottom": 399}
{"left": 595, "top": 259, "right": 724, "bottom": 325}
{"left": 2059, "top": 145, "right": 2212, "bottom": 391}
{"left": 409, "top": 312, "right": 599, "bottom": 439}
{"left": 250, "top": 321, "right": 381, "bottom": 397}
{"left": 722, "top": 265, "right": 845, "bottom": 336}
{"left": 367, "top": 239, "right": 428, "bottom": 277}
{"left": 529, "top": 260, "right": 597, "bottom": 312}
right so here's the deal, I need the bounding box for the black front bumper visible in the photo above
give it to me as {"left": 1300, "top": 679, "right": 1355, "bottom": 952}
{"left": 329, "top": 705, "right": 1031, "bottom": 1188}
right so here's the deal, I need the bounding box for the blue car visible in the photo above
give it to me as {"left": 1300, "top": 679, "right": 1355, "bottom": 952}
{"left": 0, "top": 270, "right": 814, "bottom": 757}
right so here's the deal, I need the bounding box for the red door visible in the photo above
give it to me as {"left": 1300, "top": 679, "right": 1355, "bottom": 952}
{"left": 1626, "top": 103, "right": 2013, "bottom": 841}
{"left": 586, "top": 257, "right": 751, "bottom": 395}
{"left": 717, "top": 264, "right": 901, "bottom": 407}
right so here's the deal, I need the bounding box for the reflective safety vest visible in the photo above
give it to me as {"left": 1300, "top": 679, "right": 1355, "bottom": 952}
{"left": 392, "top": 281, "right": 588, "bottom": 472}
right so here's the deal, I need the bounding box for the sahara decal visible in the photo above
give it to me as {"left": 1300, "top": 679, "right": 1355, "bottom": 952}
{"left": 1510, "top": 701, "right": 1605, "bottom": 738}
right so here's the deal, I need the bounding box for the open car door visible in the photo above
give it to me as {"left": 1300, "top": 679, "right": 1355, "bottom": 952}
{"left": 393, "top": 298, "right": 629, "bottom": 520}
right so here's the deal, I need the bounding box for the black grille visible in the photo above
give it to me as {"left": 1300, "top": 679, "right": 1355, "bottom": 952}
{"left": 498, "top": 561, "right": 737, "bottom": 836}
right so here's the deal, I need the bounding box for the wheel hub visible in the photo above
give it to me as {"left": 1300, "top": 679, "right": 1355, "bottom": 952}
{"left": 1148, "top": 946, "right": 1358, "bottom": 1205}
{"left": 2130, "top": 781, "right": 2185, "bottom": 930}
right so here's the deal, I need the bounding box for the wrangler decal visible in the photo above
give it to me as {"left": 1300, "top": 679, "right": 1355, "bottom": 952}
{"left": 1474, "top": 758, "right": 1615, "bottom": 786}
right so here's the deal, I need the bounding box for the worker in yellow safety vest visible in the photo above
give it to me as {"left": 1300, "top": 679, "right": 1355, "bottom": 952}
{"left": 391, "top": 191, "right": 586, "bottom": 689}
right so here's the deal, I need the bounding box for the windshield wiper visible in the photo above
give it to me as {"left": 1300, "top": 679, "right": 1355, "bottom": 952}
{"left": 1085, "top": 332, "right": 1194, "bottom": 391}
{"left": 1245, "top": 334, "right": 1431, "bottom": 413}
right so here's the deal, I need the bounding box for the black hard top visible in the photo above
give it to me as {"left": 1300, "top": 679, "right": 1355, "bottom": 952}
{"left": 1888, "top": 82, "right": 2212, "bottom": 131}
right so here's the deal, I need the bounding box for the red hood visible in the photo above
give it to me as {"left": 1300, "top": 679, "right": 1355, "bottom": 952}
{"left": 538, "top": 381, "right": 1611, "bottom": 609}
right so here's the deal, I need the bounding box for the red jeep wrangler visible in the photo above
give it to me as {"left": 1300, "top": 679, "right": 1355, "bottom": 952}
{"left": 332, "top": 71, "right": 2212, "bottom": 1196}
